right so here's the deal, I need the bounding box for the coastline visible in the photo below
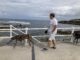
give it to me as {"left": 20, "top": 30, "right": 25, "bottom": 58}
{"left": 59, "top": 19, "right": 80, "bottom": 25}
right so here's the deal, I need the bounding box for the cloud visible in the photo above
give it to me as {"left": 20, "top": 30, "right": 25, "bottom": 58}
{"left": 0, "top": 0, "right": 80, "bottom": 20}
{"left": 52, "top": 6, "right": 72, "bottom": 15}
{"left": 51, "top": 5, "right": 80, "bottom": 18}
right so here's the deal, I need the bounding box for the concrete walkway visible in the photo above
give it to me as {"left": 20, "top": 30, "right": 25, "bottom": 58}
{"left": 0, "top": 38, "right": 80, "bottom": 60}
{"left": 0, "top": 46, "right": 31, "bottom": 60}
{"left": 35, "top": 43, "right": 80, "bottom": 60}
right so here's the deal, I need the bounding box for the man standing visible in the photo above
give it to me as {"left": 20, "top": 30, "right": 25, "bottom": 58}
{"left": 48, "top": 13, "right": 58, "bottom": 49}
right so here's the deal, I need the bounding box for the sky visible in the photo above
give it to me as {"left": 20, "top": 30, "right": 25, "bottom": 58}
{"left": 0, "top": 0, "right": 80, "bottom": 20}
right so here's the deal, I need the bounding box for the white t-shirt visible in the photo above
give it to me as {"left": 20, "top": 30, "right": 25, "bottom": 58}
{"left": 49, "top": 18, "right": 58, "bottom": 34}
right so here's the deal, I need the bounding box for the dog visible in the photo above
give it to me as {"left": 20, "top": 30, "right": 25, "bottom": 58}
{"left": 73, "top": 31, "right": 80, "bottom": 44}
{"left": 7, "top": 34, "right": 32, "bottom": 46}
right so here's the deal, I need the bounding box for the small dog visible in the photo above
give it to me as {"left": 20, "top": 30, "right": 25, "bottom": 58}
{"left": 7, "top": 34, "right": 32, "bottom": 46}
{"left": 73, "top": 31, "right": 80, "bottom": 44}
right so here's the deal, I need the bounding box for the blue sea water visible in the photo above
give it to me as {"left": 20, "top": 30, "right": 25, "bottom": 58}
{"left": 19, "top": 20, "right": 80, "bottom": 28}
{"left": 0, "top": 19, "right": 79, "bottom": 28}
{"left": 0, "top": 19, "right": 80, "bottom": 41}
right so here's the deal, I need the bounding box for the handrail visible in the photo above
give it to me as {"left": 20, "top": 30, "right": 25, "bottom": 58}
{"left": 0, "top": 25, "right": 80, "bottom": 43}
{"left": 0, "top": 25, "right": 80, "bottom": 38}
{"left": 0, "top": 27, "right": 80, "bottom": 31}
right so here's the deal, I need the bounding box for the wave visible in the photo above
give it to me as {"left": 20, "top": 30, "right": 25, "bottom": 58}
{"left": 8, "top": 21, "right": 30, "bottom": 25}
{"left": 0, "top": 21, "right": 30, "bottom": 25}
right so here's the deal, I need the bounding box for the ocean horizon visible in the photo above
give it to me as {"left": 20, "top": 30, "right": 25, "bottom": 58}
{"left": 0, "top": 19, "right": 79, "bottom": 28}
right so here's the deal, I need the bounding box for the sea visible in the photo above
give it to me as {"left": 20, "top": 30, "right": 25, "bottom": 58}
{"left": 8, "top": 20, "right": 80, "bottom": 28}
{"left": 0, "top": 19, "right": 80, "bottom": 41}
{"left": 0, "top": 19, "right": 80, "bottom": 28}
{"left": 15, "top": 20, "right": 80, "bottom": 28}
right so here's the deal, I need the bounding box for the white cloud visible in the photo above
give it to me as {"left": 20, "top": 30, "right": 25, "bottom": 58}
{"left": 52, "top": 6, "right": 72, "bottom": 15}
{"left": 0, "top": 0, "right": 80, "bottom": 20}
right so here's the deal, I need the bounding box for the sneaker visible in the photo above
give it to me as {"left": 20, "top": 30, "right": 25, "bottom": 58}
{"left": 51, "top": 47, "right": 56, "bottom": 49}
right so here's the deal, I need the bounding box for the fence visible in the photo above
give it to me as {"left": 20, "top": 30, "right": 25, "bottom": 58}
{"left": 0, "top": 25, "right": 80, "bottom": 42}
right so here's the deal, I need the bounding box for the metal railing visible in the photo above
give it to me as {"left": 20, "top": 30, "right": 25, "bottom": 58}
{"left": 0, "top": 25, "right": 80, "bottom": 42}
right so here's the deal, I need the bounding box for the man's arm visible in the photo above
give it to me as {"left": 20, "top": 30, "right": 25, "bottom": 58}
{"left": 52, "top": 25, "right": 57, "bottom": 33}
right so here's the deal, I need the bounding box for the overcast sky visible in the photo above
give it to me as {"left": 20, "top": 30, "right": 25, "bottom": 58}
{"left": 0, "top": 0, "right": 80, "bottom": 20}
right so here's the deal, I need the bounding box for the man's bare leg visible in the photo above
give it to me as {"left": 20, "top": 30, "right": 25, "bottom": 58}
{"left": 48, "top": 40, "right": 52, "bottom": 47}
{"left": 52, "top": 40, "right": 56, "bottom": 49}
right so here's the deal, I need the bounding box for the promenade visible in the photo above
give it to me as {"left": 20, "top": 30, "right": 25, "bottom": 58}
{"left": 0, "top": 38, "right": 80, "bottom": 60}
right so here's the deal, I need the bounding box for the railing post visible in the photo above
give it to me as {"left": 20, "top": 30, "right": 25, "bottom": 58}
{"left": 25, "top": 27, "right": 29, "bottom": 46}
{"left": 10, "top": 25, "right": 12, "bottom": 38}
{"left": 25, "top": 28, "right": 28, "bottom": 34}
{"left": 70, "top": 27, "right": 74, "bottom": 42}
